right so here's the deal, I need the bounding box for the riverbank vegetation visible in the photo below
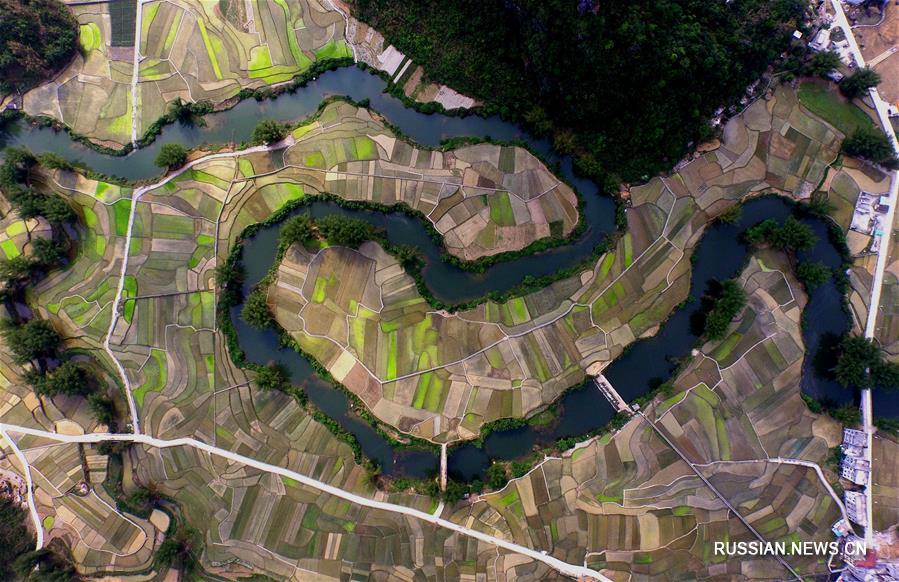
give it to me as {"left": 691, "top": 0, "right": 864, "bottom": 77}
{"left": 351, "top": 0, "right": 805, "bottom": 182}
{"left": 834, "top": 335, "right": 899, "bottom": 391}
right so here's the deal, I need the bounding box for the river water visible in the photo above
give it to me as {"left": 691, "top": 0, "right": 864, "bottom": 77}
{"left": 3, "top": 65, "right": 887, "bottom": 481}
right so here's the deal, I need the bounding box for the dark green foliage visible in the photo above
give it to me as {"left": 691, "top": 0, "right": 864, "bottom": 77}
{"left": 154, "top": 143, "right": 188, "bottom": 169}
{"left": 241, "top": 287, "right": 274, "bottom": 329}
{"left": 807, "top": 51, "right": 842, "bottom": 78}
{"left": 2, "top": 318, "right": 61, "bottom": 364}
{"left": 29, "top": 361, "right": 92, "bottom": 397}
{"left": 803, "top": 192, "right": 836, "bottom": 217}
{"left": 5, "top": 188, "right": 75, "bottom": 225}
{"left": 316, "top": 214, "right": 376, "bottom": 248}
{"left": 842, "top": 127, "right": 899, "bottom": 169}
{"left": 125, "top": 484, "right": 162, "bottom": 516}
{"left": 833, "top": 335, "right": 899, "bottom": 390}
{"left": 0, "top": 0, "right": 78, "bottom": 92}
{"left": 0, "top": 255, "right": 35, "bottom": 283}
{"left": 486, "top": 463, "right": 509, "bottom": 490}
{"left": 215, "top": 261, "right": 245, "bottom": 308}
{"left": 391, "top": 244, "right": 423, "bottom": 269}
{"left": 744, "top": 216, "right": 817, "bottom": 251}
{"left": 279, "top": 214, "right": 314, "bottom": 249}
{"left": 13, "top": 544, "right": 79, "bottom": 582}
{"left": 352, "top": 0, "right": 805, "bottom": 181}
{"left": 511, "top": 461, "right": 531, "bottom": 478}
{"left": 157, "top": 525, "right": 201, "bottom": 577}
{"left": 30, "top": 238, "right": 66, "bottom": 266}
{"left": 796, "top": 261, "right": 832, "bottom": 290}
{"left": 167, "top": 97, "right": 211, "bottom": 127}
{"left": 251, "top": 120, "right": 287, "bottom": 145}
{"left": 37, "top": 152, "right": 74, "bottom": 171}
{"left": 717, "top": 204, "right": 743, "bottom": 225}
{"left": 0, "top": 147, "right": 37, "bottom": 186}
{"left": 0, "top": 498, "right": 35, "bottom": 581}
{"left": 253, "top": 362, "right": 291, "bottom": 391}
{"left": 87, "top": 393, "right": 115, "bottom": 426}
{"left": 875, "top": 417, "right": 899, "bottom": 436}
{"left": 839, "top": 67, "right": 881, "bottom": 99}
{"left": 703, "top": 279, "right": 746, "bottom": 340}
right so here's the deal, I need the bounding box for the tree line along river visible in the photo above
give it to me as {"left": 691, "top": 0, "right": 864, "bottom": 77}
{"left": 2, "top": 66, "right": 887, "bottom": 481}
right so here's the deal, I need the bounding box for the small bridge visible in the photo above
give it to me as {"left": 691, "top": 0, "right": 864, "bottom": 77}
{"left": 593, "top": 374, "right": 632, "bottom": 414}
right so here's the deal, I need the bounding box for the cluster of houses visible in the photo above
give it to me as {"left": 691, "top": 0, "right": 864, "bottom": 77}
{"left": 849, "top": 191, "right": 892, "bottom": 254}
{"left": 842, "top": 428, "right": 871, "bottom": 524}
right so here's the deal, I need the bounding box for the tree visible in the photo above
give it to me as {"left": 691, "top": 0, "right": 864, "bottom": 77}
{"left": 796, "top": 261, "right": 831, "bottom": 290}
{"left": 745, "top": 216, "right": 817, "bottom": 252}
{"left": 0, "top": 147, "right": 37, "bottom": 187}
{"left": 840, "top": 67, "right": 881, "bottom": 99}
{"left": 2, "top": 319, "right": 61, "bottom": 365}
{"left": 833, "top": 335, "right": 899, "bottom": 390}
{"left": 353, "top": 0, "right": 805, "bottom": 182}
{"left": 30, "top": 361, "right": 92, "bottom": 397}
{"left": 807, "top": 51, "right": 842, "bottom": 78}
{"left": 0, "top": 0, "right": 78, "bottom": 93}
{"left": 154, "top": 143, "right": 188, "bottom": 170}
{"left": 241, "top": 287, "right": 274, "bottom": 329}
{"left": 254, "top": 362, "right": 290, "bottom": 391}
{"left": 30, "top": 238, "right": 66, "bottom": 267}
{"left": 157, "top": 525, "right": 201, "bottom": 577}
{"left": 316, "top": 214, "right": 375, "bottom": 248}
{"left": 0, "top": 499, "right": 36, "bottom": 581}
{"left": 485, "top": 463, "right": 508, "bottom": 490}
{"left": 842, "top": 127, "right": 899, "bottom": 169}
{"left": 279, "top": 214, "right": 314, "bottom": 248}
{"left": 38, "top": 193, "right": 75, "bottom": 225}
{"left": 215, "top": 262, "right": 245, "bottom": 307}
{"left": 87, "top": 393, "right": 115, "bottom": 427}
{"left": 13, "top": 544, "right": 78, "bottom": 582}
{"left": 252, "top": 120, "right": 287, "bottom": 145}
{"left": 0, "top": 255, "right": 35, "bottom": 283}
{"left": 703, "top": 279, "right": 747, "bottom": 340}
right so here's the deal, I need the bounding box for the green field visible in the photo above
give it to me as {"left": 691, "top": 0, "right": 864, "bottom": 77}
{"left": 798, "top": 82, "right": 875, "bottom": 136}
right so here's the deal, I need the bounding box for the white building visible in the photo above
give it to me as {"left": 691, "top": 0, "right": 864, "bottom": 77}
{"left": 845, "top": 491, "right": 868, "bottom": 526}
{"left": 844, "top": 428, "right": 868, "bottom": 448}
{"left": 842, "top": 456, "right": 871, "bottom": 485}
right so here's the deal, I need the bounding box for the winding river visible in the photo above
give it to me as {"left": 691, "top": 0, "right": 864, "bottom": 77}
{"left": 3, "top": 65, "right": 889, "bottom": 481}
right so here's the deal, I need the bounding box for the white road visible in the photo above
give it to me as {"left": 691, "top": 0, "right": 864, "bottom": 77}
{"left": 103, "top": 139, "right": 294, "bottom": 436}
{"left": 831, "top": 0, "right": 899, "bottom": 547}
{"left": 0, "top": 422, "right": 609, "bottom": 581}
{"left": 130, "top": 0, "right": 145, "bottom": 146}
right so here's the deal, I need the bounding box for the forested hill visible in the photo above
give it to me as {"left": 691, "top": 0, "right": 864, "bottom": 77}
{"left": 0, "top": 0, "right": 78, "bottom": 94}
{"left": 352, "top": 0, "right": 805, "bottom": 183}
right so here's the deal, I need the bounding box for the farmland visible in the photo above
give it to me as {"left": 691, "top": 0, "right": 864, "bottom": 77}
{"left": 0, "top": 79, "right": 875, "bottom": 579}
{"left": 265, "top": 85, "right": 846, "bottom": 443}
{"left": 20, "top": 0, "right": 354, "bottom": 147}
{"left": 457, "top": 251, "right": 843, "bottom": 580}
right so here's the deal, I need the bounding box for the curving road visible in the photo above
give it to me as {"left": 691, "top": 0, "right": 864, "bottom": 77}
{"left": 0, "top": 422, "right": 609, "bottom": 581}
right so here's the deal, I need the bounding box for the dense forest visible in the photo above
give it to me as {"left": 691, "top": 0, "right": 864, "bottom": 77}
{"left": 353, "top": 0, "right": 806, "bottom": 182}
{"left": 0, "top": 0, "right": 78, "bottom": 93}
{"left": 0, "top": 498, "right": 35, "bottom": 580}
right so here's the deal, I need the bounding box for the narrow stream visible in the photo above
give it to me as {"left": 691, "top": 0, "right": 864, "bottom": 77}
{"left": 3, "top": 64, "right": 884, "bottom": 481}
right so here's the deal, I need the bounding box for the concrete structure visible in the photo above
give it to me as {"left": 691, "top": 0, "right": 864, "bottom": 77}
{"left": 842, "top": 456, "right": 871, "bottom": 485}
{"left": 846, "top": 491, "right": 869, "bottom": 526}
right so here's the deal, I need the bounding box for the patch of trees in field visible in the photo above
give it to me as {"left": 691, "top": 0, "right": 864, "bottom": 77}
{"left": 352, "top": 0, "right": 806, "bottom": 182}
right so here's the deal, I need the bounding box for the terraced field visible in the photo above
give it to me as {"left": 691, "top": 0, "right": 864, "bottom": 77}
{"left": 265, "top": 85, "right": 847, "bottom": 443}
{"left": 21, "top": 0, "right": 353, "bottom": 147}
{"left": 454, "top": 252, "right": 843, "bottom": 580}
{"left": 0, "top": 81, "right": 871, "bottom": 580}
